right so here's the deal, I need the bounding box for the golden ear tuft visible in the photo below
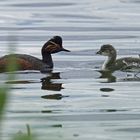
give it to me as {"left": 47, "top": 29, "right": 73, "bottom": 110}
{"left": 44, "top": 41, "right": 61, "bottom": 53}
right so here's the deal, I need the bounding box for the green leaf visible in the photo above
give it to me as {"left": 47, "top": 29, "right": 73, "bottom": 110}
{"left": 0, "top": 87, "right": 8, "bottom": 120}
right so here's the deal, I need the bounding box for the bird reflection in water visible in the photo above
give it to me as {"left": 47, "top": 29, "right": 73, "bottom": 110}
{"left": 97, "top": 70, "right": 115, "bottom": 95}
{"left": 98, "top": 70, "right": 116, "bottom": 83}
{"left": 41, "top": 72, "right": 63, "bottom": 91}
{"left": 41, "top": 72, "right": 69, "bottom": 100}
{"left": 98, "top": 69, "right": 140, "bottom": 83}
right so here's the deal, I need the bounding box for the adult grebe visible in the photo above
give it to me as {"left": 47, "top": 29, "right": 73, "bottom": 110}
{"left": 0, "top": 36, "right": 70, "bottom": 73}
{"left": 96, "top": 44, "right": 140, "bottom": 74}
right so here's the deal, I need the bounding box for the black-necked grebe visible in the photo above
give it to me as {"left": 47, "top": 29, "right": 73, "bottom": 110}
{"left": 96, "top": 44, "right": 140, "bottom": 74}
{"left": 0, "top": 36, "right": 70, "bottom": 72}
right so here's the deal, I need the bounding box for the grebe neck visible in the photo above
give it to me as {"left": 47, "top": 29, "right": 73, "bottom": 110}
{"left": 102, "top": 53, "right": 117, "bottom": 71}
{"left": 42, "top": 53, "right": 53, "bottom": 68}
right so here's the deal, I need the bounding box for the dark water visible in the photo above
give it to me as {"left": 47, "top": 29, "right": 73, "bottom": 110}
{"left": 0, "top": 0, "right": 140, "bottom": 140}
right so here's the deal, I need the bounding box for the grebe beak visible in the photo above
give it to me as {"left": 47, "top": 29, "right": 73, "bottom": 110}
{"left": 61, "top": 47, "right": 71, "bottom": 52}
{"left": 49, "top": 41, "right": 70, "bottom": 52}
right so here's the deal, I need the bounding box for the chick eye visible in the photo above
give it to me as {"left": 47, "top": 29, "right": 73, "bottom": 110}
{"left": 102, "top": 49, "right": 107, "bottom": 52}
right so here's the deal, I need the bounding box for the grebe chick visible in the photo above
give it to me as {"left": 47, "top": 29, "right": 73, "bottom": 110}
{"left": 96, "top": 44, "right": 140, "bottom": 74}
{"left": 0, "top": 36, "right": 70, "bottom": 73}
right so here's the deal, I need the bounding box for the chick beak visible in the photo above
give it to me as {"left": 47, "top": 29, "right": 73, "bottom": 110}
{"left": 96, "top": 50, "right": 101, "bottom": 55}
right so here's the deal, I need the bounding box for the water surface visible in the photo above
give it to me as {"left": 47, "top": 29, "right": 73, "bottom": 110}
{"left": 0, "top": 0, "right": 140, "bottom": 140}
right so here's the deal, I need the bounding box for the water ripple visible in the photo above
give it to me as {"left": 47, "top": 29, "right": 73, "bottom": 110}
{"left": 9, "top": 2, "right": 75, "bottom": 8}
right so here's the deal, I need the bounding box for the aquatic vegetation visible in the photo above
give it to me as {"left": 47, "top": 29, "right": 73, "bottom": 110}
{"left": 12, "top": 124, "right": 37, "bottom": 140}
{"left": 0, "top": 42, "right": 37, "bottom": 140}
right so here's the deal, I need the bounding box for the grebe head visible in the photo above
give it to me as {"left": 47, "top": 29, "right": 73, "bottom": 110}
{"left": 96, "top": 44, "right": 116, "bottom": 57}
{"left": 42, "top": 36, "right": 70, "bottom": 55}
